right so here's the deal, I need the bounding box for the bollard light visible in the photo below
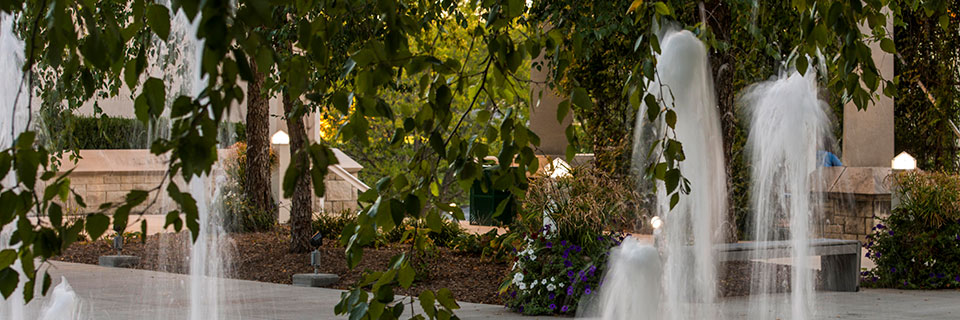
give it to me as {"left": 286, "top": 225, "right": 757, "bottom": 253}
{"left": 650, "top": 216, "right": 663, "bottom": 230}
{"left": 891, "top": 152, "right": 916, "bottom": 170}
{"left": 271, "top": 130, "right": 290, "bottom": 145}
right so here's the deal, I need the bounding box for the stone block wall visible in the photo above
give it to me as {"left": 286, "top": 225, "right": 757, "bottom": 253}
{"left": 313, "top": 171, "right": 360, "bottom": 213}
{"left": 60, "top": 171, "right": 172, "bottom": 215}
{"left": 821, "top": 192, "right": 891, "bottom": 243}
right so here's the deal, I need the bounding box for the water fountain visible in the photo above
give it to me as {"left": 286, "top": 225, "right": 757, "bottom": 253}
{"left": 742, "top": 68, "right": 831, "bottom": 320}
{"left": 588, "top": 27, "right": 835, "bottom": 319}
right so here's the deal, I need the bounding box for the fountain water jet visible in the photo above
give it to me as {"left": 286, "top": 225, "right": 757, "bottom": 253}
{"left": 742, "top": 69, "right": 830, "bottom": 320}
{"left": 586, "top": 29, "right": 726, "bottom": 320}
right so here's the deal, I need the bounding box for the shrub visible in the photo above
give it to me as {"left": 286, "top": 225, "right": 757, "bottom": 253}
{"left": 501, "top": 226, "right": 624, "bottom": 315}
{"left": 500, "top": 166, "right": 636, "bottom": 315}
{"left": 221, "top": 142, "right": 277, "bottom": 233}
{"left": 451, "top": 229, "right": 518, "bottom": 262}
{"left": 863, "top": 171, "right": 960, "bottom": 289}
{"left": 42, "top": 114, "right": 246, "bottom": 150}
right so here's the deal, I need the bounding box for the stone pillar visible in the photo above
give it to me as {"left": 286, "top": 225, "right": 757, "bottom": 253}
{"left": 841, "top": 13, "right": 894, "bottom": 167}
{"left": 529, "top": 52, "right": 571, "bottom": 157}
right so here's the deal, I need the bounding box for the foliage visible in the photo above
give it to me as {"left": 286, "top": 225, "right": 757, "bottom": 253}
{"left": 863, "top": 171, "right": 960, "bottom": 289}
{"left": 39, "top": 114, "right": 246, "bottom": 151}
{"left": 501, "top": 226, "right": 623, "bottom": 315}
{"left": 450, "top": 228, "right": 518, "bottom": 262}
{"left": 0, "top": 1, "right": 927, "bottom": 319}
{"left": 893, "top": 0, "right": 960, "bottom": 172}
{"left": 523, "top": 166, "right": 645, "bottom": 242}
{"left": 222, "top": 142, "right": 276, "bottom": 233}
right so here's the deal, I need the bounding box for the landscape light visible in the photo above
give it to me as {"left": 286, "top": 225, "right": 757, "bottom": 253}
{"left": 271, "top": 130, "right": 290, "bottom": 145}
{"left": 891, "top": 152, "right": 916, "bottom": 170}
{"left": 650, "top": 216, "right": 663, "bottom": 230}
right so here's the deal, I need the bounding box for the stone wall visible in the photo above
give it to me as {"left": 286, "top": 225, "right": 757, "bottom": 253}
{"left": 313, "top": 171, "right": 360, "bottom": 214}
{"left": 821, "top": 193, "right": 891, "bottom": 243}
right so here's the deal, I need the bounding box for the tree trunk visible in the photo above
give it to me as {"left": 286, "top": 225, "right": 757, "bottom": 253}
{"left": 244, "top": 60, "right": 276, "bottom": 220}
{"left": 283, "top": 91, "right": 314, "bottom": 253}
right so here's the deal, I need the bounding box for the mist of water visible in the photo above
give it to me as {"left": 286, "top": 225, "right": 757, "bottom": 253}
{"left": 579, "top": 237, "right": 661, "bottom": 320}
{"left": 742, "top": 69, "right": 830, "bottom": 320}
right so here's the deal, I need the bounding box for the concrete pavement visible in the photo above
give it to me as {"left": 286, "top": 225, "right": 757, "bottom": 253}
{"left": 5, "top": 261, "right": 959, "bottom": 319}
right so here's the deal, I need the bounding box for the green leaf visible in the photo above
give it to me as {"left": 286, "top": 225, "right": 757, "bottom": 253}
{"left": 436, "top": 288, "right": 460, "bottom": 310}
{"left": 85, "top": 214, "right": 110, "bottom": 241}
{"left": 571, "top": 87, "right": 593, "bottom": 110}
{"left": 426, "top": 210, "right": 442, "bottom": 232}
{"left": 645, "top": 94, "right": 659, "bottom": 121}
{"left": 880, "top": 38, "right": 895, "bottom": 54}
{"left": 557, "top": 99, "right": 570, "bottom": 123}
{"left": 665, "top": 109, "right": 677, "bottom": 129}
{"left": 654, "top": 2, "right": 672, "bottom": 16}
{"left": 419, "top": 290, "right": 436, "bottom": 318}
{"left": 665, "top": 168, "right": 680, "bottom": 193}
{"left": 0, "top": 268, "right": 19, "bottom": 299}
{"left": 41, "top": 272, "right": 51, "bottom": 296}
{"left": 0, "top": 250, "right": 16, "bottom": 270}
{"left": 146, "top": 4, "right": 171, "bottom": 40}
{"left": 398, "top": 262, "right": 415, "bottom": 289}
{"left": 669, "top": 193, "right": 680, "bottom": 209}
{"left": 795, "top": 55, "right": 808, "bottom": 76}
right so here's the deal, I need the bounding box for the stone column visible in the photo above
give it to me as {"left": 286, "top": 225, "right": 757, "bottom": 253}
{"left": 529, "top": 51, "right": 572, "bottom": 158}
{"left": 841, "top": 13, "right": 894, "bottom": 167}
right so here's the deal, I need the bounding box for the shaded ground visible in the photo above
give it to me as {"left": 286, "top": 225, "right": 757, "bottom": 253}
{"left": 53, "top": 228, "right": 511, "bottom": 305}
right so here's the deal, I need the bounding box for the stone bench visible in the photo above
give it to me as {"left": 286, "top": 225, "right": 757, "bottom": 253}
{"left": 717, "top": 239, "right": 861, "bottom": 292}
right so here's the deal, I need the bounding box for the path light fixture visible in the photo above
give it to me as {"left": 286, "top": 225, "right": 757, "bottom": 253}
{"left": 271, "top": 130, "right": 290, "bottom": 145}
{"left": 547, "top": 158, "right": 572, "bottom": 179}
{"left": 292, "top": 231, "right": 340, "bottom": 287}
{"left": 891, "top": 151, "right": 916, "bottom": 171}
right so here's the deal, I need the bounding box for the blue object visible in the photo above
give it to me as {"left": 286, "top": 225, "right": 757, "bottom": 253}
{"left": 818, "top": 151, "right": 843, "bottom": 167}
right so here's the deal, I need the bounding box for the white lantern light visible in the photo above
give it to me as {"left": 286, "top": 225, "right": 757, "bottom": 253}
{"left": 891, "top": 151, "right": 916, "bottom": 170}
{"left": 650, "top": 216, "right": 663, "bottom": 229}
{"left": 271, "top": 130, "right": 290, "bottom": 145}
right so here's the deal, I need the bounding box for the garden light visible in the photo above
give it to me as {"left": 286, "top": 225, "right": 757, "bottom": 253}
{"left": 650, "top": 216, "right": 663, "bottom": 230}
{"left": 891, "top": 152, "right": 916, "bottom": 170}
{"left": 548, "top": 158, "right": 572, "bottom": 179}
{"left": 271, "top": 130, "right": 290, "bottom": 145}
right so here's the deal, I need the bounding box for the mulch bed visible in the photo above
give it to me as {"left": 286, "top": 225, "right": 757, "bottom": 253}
{"left": 53, "top": 228, "right": 512, "bottom": 305}
{"left": 54, "top": 229, "right": 815, "bottom": 304}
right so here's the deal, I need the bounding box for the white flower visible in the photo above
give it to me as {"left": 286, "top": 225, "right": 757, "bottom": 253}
{"left": 518, "top": 282, "right": 527, "bottom": 290}
{"left": 559, "top": 282, "right": 565, "bottom": 288}
{"left": 531, "top": 281, "right": 537, "bottom": 288}
{"left": 530, "top": 254, "right": 537, "bottom": 261}
{"left": 547, "top": 284, "right": 556, "bottom": 292}
{"left": 541, "top": 279, "right": 547, "bottom": 285}
{"left": 513, "top": 273, "right": 524, "bottom": 284}
{"left": 550, "top": 277, "right": 556, "bottom": 282}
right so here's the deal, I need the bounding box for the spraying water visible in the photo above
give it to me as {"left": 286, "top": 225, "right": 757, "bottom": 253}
{"left": 647, "top": 29, "right": 726, "bottom": 320}
{"left": 587, "top": 29, "right": 726, "bottom": 320}
{"left": 742, "top": 69, "right": 830, "bottom": 320}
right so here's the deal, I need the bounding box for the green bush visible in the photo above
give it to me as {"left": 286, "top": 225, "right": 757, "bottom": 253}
{"left": 499, "top": 166, "right": 637, "bottom": 315}
{"left": 221, "top": 142, "right": 276, "bottom": 233}
{"left": 863, "top": 171, "right": 960, "bottom": 289}
{"left": 43, "top": 115, "right": 246, "bottom": 150}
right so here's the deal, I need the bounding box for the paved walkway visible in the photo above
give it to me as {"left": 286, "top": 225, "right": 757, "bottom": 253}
{"left": 6, "top": 262, "right": 959, "bottom": 319}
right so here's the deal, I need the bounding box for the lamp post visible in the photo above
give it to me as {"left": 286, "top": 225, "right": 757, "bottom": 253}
{"left": 292, "top": 231, "right": 340, "bottom": 287}
{"left": 890, "top": 152, "right": 916, "bottom": 209}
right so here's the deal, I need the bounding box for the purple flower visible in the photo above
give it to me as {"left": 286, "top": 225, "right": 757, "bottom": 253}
{"left": 865, "top": 252, "right": 871, "bottom": 258}
{"left": 904, "top": 281, "right": 908, "bottom": 286}
{"left": 877, "top": 223, "right": 886, "bottom": 229}
{"left": 929, "top": 273, "right": 936, "bottom": 278}
{"left": 876, "top": 252, "right": 882, "bottom": 258}
{"left": 561, "top": 240, "right": 568, "bottom": 246}
{"left": 890, "top": 267, "right": 896, "bottom": 273}
{"left": 575, "top": 245, "right": 582, "bottom": 253}
{"left": 567, "top": 286, "right": 574, "bottom": 295}
{"left": 561, "top": 305, "right": 569, "bottom": 312}
{"left": 937, "top": 273, "right": 945, "bottom": 279}
{"left": 888, "top": 231, "right": 894, "bottom": 236}
{"left": 588, "top": 266, "right": 597, "bottom": 275}
{"left": 580, "top": 275, "right": 588, "bottom": 282}
{"left": 548, "top": 304, "right": 556, "bottom": 310}
{"left": 955, "top": 275, "right": 960, "bottom": 282}
{"left": 519, "top": 306, "right": 523, "bottom": 313}
{"left": 871, "top": 277, "right": 878, "bottom": 282}
{"left": 584, "top": 285, "right": 592, "bottom": 295}
{"left": 546, "top": 242, "right": 553, "bottom": 248}
{"left": 564, "top": 260, "right": 572, "bottom": 267}
{"left": 549, "top": 293, "right": 555, "bottom": 300}
{"left": 562, "top": 250, "right": 570, "bottom": 259}
{"left": 597, "top": 235, "right": 604, "bottom": 241}
{"left": 567, "top": 270, "right": 575, "bottom": 278}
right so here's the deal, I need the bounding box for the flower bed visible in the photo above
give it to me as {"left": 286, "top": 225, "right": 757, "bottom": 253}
{"left": 500, "top": 225, "right": 624, "bottom": 315}
{"left": 863, "top": 171, "right": 960, "bottom": 289}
